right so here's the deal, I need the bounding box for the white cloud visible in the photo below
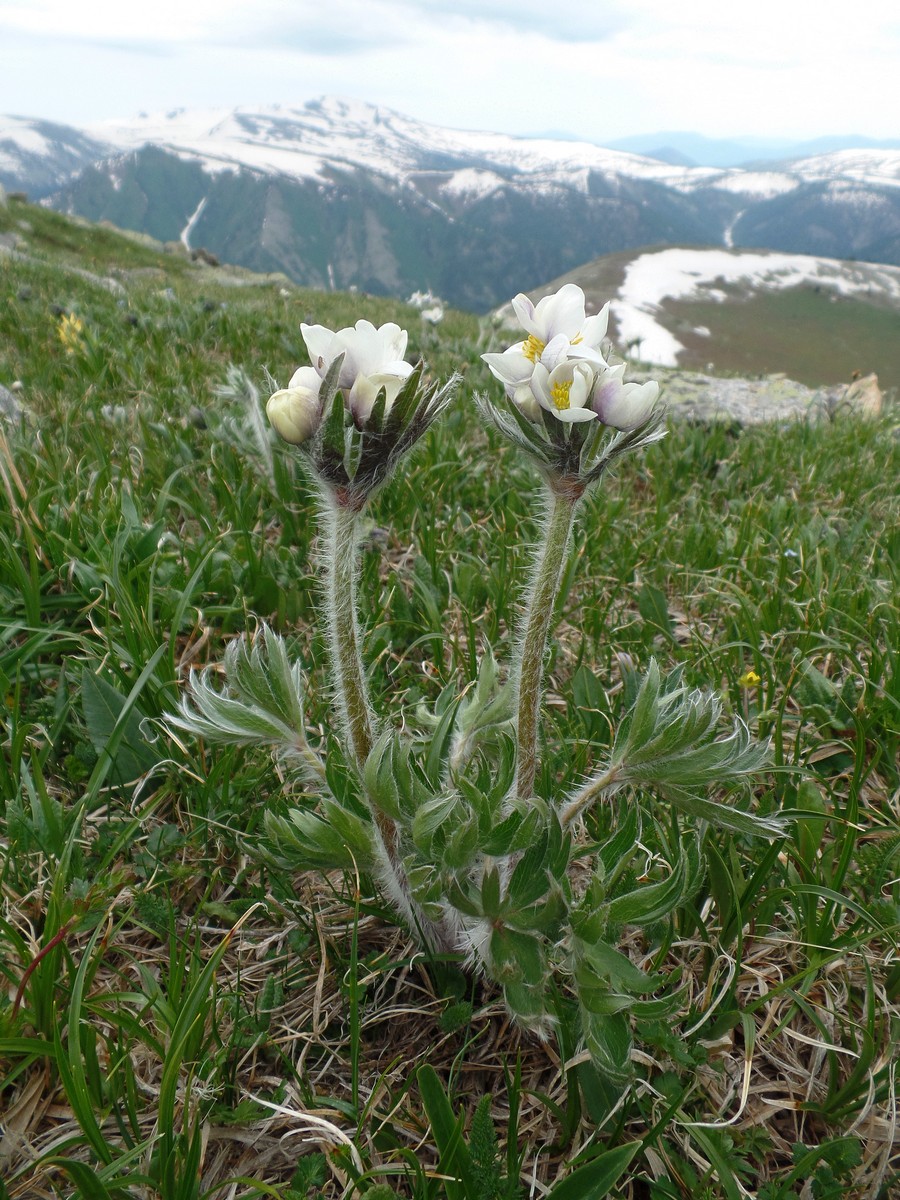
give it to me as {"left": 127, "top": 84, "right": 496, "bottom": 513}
{"left": 1, "top": 0, "right": 898, "bottom": 139}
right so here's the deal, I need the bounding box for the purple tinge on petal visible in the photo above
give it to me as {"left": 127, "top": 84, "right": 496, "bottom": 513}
{"left": 539, "top": 333, "right": 570, "bottom": 372}
{"left": 511, "top": 293, "right": 537, "bottom": 334}
{"left": 593, "top": 376, "right": 659, "bottom": 431}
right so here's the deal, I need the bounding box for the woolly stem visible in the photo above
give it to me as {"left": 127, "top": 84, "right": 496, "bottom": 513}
{"left": 322, "top": 491, "right": 458, "bottom": 952}
{"left": 514, "top": 483, "right": 580, "bottom": 800}
{"left": 559, "top": 763, "right": 623, "bottom": 828}
{"left": 324, "top": 496, "right": 376, "bottom": 769}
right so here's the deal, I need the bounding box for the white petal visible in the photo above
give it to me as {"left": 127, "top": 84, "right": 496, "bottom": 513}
{"left": 376, "top": 322, "right": 408, "bottom": 363}
{"left": 555, "top": 406, "right": 598, "bottom": 423}
{"left": 530, "top": 361, "right": 553, "bottom": 411}
{"left": 593, "top": 378, "right": 660, "bottom": 430}
{"left": 579, "top": 303, "right": 610, "bottom": 349}
{"left": 538, "top": 284, "right": 586, "bottom": 340}
{"left": 287, "top": 364, "right": 322, "bottom": 390}
{"left": 566, "top": 361, "right": 595, "bottom": 410}
{"left": 511, "top": 293, "right": 537, "bottom": 335}
{"left": 540, "top": 333, "right": 570, "bottom": 372}
{"left": 482, "top": 349, "right": 534, "bottom": 387}
{"left": 512, "top": 386, "right": 542, "bottom": 420}
{"left": 301, "top": 323, "right": 337, "bottom": 373}
{"left": 347, "top": 374, "right": 380, "bottom": 422}
{"left": 267, "top": 385, "right": 322, "bottom": 444}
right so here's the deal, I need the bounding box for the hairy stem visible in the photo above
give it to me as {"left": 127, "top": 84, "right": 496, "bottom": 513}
{"left": 324, "top": 497, "right": 376, "bottom": 768}
{"left": 515, "top": 485, "right": 579, "bottom": 800}
{"left": 323, "top": 492, "right": 457, "bottom": 952}
{"left": 559, "top": 763, "right": 622, "bottom": 828}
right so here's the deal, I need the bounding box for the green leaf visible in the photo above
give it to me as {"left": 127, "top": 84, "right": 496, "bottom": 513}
{"left": 417, "top": 1065, "right": 474, "bottom": 1200}
{"left": 481, "top": 865, "right": 502, "bottom": 919}
{"left": 637, "top": 583, "right": 675, "bottom": 641}
{"left": 545, "top": 1140, "right": 641, "bottom": 1199}
{"left": 490, "top": 927, "right": 544, "bottom": 986}
{"left": 597, "top": 804, "right": 642, "bottom": 877}
{"left": 81, "top": 670, "right": 160, "bottom": 787}
{"left": 581, "top": 940, "right": 662, "bottom": 993}
{"left": 607, "top": 842, "right": 691, "bottom": 926}
{"left": 39, "top": 1159, "right": 122, "bottom": 1199}
{"left": 582, "top": 1009, "right": 633, "bottom": 1083}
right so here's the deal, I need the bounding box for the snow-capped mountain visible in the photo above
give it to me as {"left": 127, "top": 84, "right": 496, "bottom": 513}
{"left": 0, "top": 115, "right": 110, "bottom": 195}
{"left": 2, "top": 97, "right": 899, "bottom": 310}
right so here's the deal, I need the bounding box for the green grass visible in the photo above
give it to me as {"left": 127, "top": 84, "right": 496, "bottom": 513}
{"left": 1, "top": 197, "right": 898, "bottom": 1198}
{"left": 665, "top": 287, "right": 900, "bottom": 388}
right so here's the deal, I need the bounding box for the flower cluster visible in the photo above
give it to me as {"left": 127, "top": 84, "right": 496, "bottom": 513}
{"left": 482, "top": 284, "right": 658, "bottom": 432}
{"left": 267, "top": 317, "right": 456, "bottom": 509}
{"left": 267, "top": 319, "right": 413, "bottom": 443}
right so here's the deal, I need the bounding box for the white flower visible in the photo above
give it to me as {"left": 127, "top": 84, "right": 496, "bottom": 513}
{"left": 301, "top": 319, "right": 413, "bottom": 422}
{"left": 531, "top": 359, "right": 597, "bottom": 424}
{"left": 482, "top": 284, "right": 609, "bottom": 418}
{"left": 267, "top": 368, "right": 322, "bottom": 444}
{"left": 512, "top": 284, "right": 609, "bottom": 367}
{"left": 590, "top": 365, "right": 660, "bottom": 431}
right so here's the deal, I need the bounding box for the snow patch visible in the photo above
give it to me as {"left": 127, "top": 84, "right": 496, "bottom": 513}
{"left": 614, "top": 247, "right": 900, "bottom": 367}
{"left": 711, "top": 171, "right": 798, "bottom": 198}
{"left": 180, "top": 196, "right": 207, "bottom": 250}
{"left": 440, "top": 168, "right": 504, "bottom": 200}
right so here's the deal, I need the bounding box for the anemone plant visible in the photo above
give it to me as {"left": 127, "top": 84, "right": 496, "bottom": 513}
{"left": 170, "top": 291, "right": 783, "bottom": 1081}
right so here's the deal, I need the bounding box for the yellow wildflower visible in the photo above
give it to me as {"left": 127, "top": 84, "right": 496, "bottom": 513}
{"left": 58, "top": 313, "right": 84, "bottom": 354}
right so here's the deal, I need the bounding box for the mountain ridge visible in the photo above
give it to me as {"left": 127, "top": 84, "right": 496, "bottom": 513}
{"left": 2, "top": 97, "right": 900, "bottom": 311}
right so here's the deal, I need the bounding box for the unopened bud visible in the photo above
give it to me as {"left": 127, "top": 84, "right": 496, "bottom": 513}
{"left": 267, "top": 385, "right": 322, "bottom": 444}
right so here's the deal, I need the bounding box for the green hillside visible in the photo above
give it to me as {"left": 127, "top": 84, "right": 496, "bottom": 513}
{"left": 1, "top": 199, "right": 898, "bottom": 1199}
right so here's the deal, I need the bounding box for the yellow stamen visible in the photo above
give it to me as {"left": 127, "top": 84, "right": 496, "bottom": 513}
{"left": 522, "top": 334, "right": 545, "bottom": 363}
{"left": 551, "top": 380, "right": 572, "bottom": 411}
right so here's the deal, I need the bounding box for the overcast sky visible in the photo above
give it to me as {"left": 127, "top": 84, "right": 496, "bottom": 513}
{"left": 1, "top": 0, "right": 898, "bottom": 142}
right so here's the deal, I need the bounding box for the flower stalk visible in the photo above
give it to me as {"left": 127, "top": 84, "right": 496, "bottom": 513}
{"left": 515, "top": 481, "right": 580, "bottom": 800}
{"left": 323, "top": 494, "right": 375, "bottom": 768}
{"left": 323, "top": 488, "right": 436, "bottom": 938}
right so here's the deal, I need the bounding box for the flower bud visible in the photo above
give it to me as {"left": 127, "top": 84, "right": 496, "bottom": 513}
{"left": 266, "top": 383, "right": 322, "bottom": 445}
{"left": 591, "top": 369, "right": 659, "bottom": 431}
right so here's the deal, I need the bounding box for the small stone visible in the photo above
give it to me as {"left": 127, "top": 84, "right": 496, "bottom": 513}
{"left": 191, "top": 247, "right": 219, "bottom": 267}
{"left": 843, "top": 373, "right": 882, "bottom": 418}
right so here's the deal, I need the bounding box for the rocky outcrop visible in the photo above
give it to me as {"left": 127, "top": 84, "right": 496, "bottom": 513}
{"left": 646, "top": 369, "right": 885, "bottom": 425}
